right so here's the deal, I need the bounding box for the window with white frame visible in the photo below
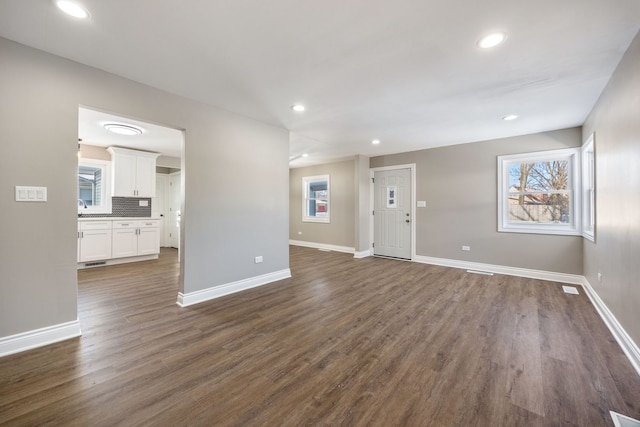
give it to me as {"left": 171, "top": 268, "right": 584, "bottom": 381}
{"left": 302, "top": 175, "right": 330, "bottom": 223}
{"left": 498, "top": 148, "right": 580, "bottom": 235}
{"left": 78, "top": 158, "right": 112, "bottom": 214}
{"left": 581, "top": 134, "right": 595, "bottom": 241}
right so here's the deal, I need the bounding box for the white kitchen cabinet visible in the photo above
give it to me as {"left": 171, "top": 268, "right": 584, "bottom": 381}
{"left": 137, "top": 220, "right": 161, "bottom": 255}
{"left": 78, "top": 221, "right": 112, "bottom": 262}
{"left": 112, "top": 221, "right": 138, "bottom": 258}
{"left": 112, "top": 220, "right": 160, "bottom": 258}
{"left": 108, "top": 147, "right": 160, "bottom": 197}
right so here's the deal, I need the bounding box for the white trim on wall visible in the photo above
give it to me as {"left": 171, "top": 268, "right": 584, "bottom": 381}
{"left": 0, "top": 320, "right": 82, "bottom": 357}
{"left": 582, "top": 278, "right": 640, "bottom": 377}
{"left": 289, "top": 239, "right": 355, "bottom": 254}
{"left": 176, "top": 269, "right": 292, "bottom": 307}
{"left": 414, "top": 255, "right": 584, "bottom": 284}
{"left": 354, "top": 249, "right": 372, "bottom": 259}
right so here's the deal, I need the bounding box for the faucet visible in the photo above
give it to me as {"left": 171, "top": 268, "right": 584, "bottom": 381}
{"left": 78, "top": 199, "right": 87, "bottom": 217}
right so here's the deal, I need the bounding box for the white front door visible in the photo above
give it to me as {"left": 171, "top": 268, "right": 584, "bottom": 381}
{"left": 373, "top": 168, "right": 412, "bottom": 259}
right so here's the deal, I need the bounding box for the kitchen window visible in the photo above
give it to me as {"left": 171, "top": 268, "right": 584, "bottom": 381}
{"left": 302, "top": 175, "right": 330, "bottom": 223}
{"left": 78, "top": 158, "right": 112, "bottom": 214}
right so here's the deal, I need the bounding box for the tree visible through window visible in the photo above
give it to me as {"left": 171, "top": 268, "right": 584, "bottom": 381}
{"left": 498, "top": 148, "right": 579, "bottom": 235}
{"left": 508, "top": 160, "right": 570, "bottom": 223}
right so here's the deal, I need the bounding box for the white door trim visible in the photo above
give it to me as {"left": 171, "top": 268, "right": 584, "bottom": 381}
{"left": 370, "top": 164, "right": 416, "bottom": 261}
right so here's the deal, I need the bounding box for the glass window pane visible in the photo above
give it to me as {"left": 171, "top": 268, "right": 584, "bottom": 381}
{"left": 509, "top": 160, "right": 569, "bottom": 192}
{"left": 303, "top": 175, "right": 330, "bottom": 222}
{"left": 78, "top": 165, "right": 103, "bottom": 207}
{"left": 508, "top": 193, "right": 570, "bottom": 223}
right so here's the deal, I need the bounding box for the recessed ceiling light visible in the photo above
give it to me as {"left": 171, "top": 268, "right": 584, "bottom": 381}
{"left": 291, "top": 104, "right": 305, "bottom": 112}
{"left": 104, "top": 123, "right": 143, "bottom": 136}
{"left": 371, "top": 139, "right": 381, "bottom": 145}
{"left": 502, "top": 114, "right": 519, "bottom": 121}
{"left": 478, "top": 32, "right": 507, "bottom": 49}
{"left": 55, "top": 1, "right": 90, "bottom": 19}
{"left": 302, "top": 153, "right": 309, "bottom": 157}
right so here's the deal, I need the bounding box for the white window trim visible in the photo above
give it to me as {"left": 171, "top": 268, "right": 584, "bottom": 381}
{"left": 78, "top": 158, "right": 112, "bottom": 215}
{"left": 497, "top": 148, "right": 581, "bottom": 236}
{"left": 581, "top": 134, "right": 595, "bottom": 241}
{"left": 302, "top": 174, "right": 330, "bottom": 223}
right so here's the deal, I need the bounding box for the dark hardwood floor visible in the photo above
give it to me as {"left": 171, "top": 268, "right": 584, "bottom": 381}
{"left": 1, "top": 246, "right": 639, "bottom": 426}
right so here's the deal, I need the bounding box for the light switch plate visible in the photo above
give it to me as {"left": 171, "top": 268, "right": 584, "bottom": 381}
{"left": 417, "top": 201, "right": 426, "bottom": 208}
{"left": 16, "top": 186, "right": 47, "bottom": 202}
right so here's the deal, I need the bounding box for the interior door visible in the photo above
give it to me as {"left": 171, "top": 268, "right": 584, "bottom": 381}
{"left": 153, "top": 174, "right": 168, "bottom": 247}
{"left": 168, "top": 171, "right": 181, "bottom": 249}
{"left": 374, "top": 168, "right": 412, "bottom": 259}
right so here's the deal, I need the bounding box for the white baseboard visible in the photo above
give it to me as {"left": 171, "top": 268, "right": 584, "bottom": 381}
{"left": 414, "top": 255, "right": 584, "bottom": 285}
{"left": 289, "top": 239, "right": 355, "bottom": 254}
{"left": 177, "top": 269, "right": 292, "bottom": 307}
{"left": 0, "top": 320, "right": 82, "bottom": 357}
{"left": 582, "top": 278, "right": 640, "bottom": 377}
{"left": 354, "top": 249, "right": 372, "bottom": 259}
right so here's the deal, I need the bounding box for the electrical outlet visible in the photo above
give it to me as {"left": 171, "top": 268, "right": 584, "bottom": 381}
{"left": 254, "top": 256, "right": 263, "bottom": 264}
{"left": 598, "top": 272, "right": 603, "bottom": 282}
{"left": 462, "top": 246, "right": 471, "bottom": 251}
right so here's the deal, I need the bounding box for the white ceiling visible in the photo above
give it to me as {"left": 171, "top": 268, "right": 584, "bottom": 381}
{"left": 1, "top": 0, "right": 639, "bottom": 167}
{"left": 78, "top": 107, "right": 183, "bottom": 158}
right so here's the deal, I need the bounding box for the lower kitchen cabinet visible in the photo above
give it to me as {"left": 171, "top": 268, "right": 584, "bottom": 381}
{"left": 78, "top": 221, "right": 113, "bottom": 262}
{"left": 112, "top": 220, "right": 160, "bottom": 259}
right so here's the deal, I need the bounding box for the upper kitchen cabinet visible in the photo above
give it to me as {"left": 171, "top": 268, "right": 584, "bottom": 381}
{"left": 107, "top": 147, "right": 160, "bottom": 197}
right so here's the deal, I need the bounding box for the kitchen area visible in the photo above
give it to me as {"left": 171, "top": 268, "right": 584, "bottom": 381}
{"left": 77, "top": 107, "right": 183, "bottom": 269}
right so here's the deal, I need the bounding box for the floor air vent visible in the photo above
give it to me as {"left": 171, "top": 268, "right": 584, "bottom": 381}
{"left": 611, "top": 411, "right": 640, "bottom": 427}
{"left": 466, "top": 270, "right": 494, "bottom": 276}
{"left": 85, "top": 261, "right": 107, "bottom": 267}
{"left": 562, "top": 286, "right": 580, "bottom": 295}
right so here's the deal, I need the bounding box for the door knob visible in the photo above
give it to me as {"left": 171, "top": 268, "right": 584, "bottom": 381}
{"left": 405, "top": 219, "right": 410, "bottom": 223}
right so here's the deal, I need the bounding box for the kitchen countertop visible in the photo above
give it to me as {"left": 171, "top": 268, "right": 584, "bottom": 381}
{"left": 78, "top": 217, "right": 161, "bottom": 221}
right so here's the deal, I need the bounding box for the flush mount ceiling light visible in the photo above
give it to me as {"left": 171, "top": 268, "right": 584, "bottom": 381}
{"left": 291, "top": 104, "right": 305, "bottom": 112}
{"left": 478, "top": 32, "right": 507, "bottom": 49}
{"left": 371, "top": 139, "right": 381, "bottom": 145}
{"left": 502, "top": 114, "right": 519, "bottom": 121}
{"left": 103, "top": 123, "right": 143, "bottom": 136}
{"left": 55, "top": 0, "right": 90, "bottom": 19}
{"left": 302, "top": 153, "right": 309, "bottom": 157}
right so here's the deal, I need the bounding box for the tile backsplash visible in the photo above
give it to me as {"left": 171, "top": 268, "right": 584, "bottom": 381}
{"left": 79, "top": 197, "right": 152, "bottom": 218}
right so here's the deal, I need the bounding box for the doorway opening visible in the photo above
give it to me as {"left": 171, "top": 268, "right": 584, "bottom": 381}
{"left": 77, "top": 106, "right": 184, "bottom": 269}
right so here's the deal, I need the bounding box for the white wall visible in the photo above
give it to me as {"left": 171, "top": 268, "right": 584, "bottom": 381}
{"left": 0, "top": 38, "right": 289, "bottom": 339}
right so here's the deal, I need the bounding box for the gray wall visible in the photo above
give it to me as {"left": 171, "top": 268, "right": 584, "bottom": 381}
{"left": 290, "top": 159, "right": 355, "bottom": 248}
{"left": 583, "top": 31, "right": 640, "bottom": 347}
{"left": 0, "top": 38, "right": 289, "bottom": 338}
{"left": 354, "top": 155, "right": 371, "bottom": 253}
{"left": 370, "top": 128, "right": 583, "bottom": 274}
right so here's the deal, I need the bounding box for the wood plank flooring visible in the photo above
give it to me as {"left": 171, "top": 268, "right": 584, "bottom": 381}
{"left": 1, "top": 246, "right": 639, "bottom": 426}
